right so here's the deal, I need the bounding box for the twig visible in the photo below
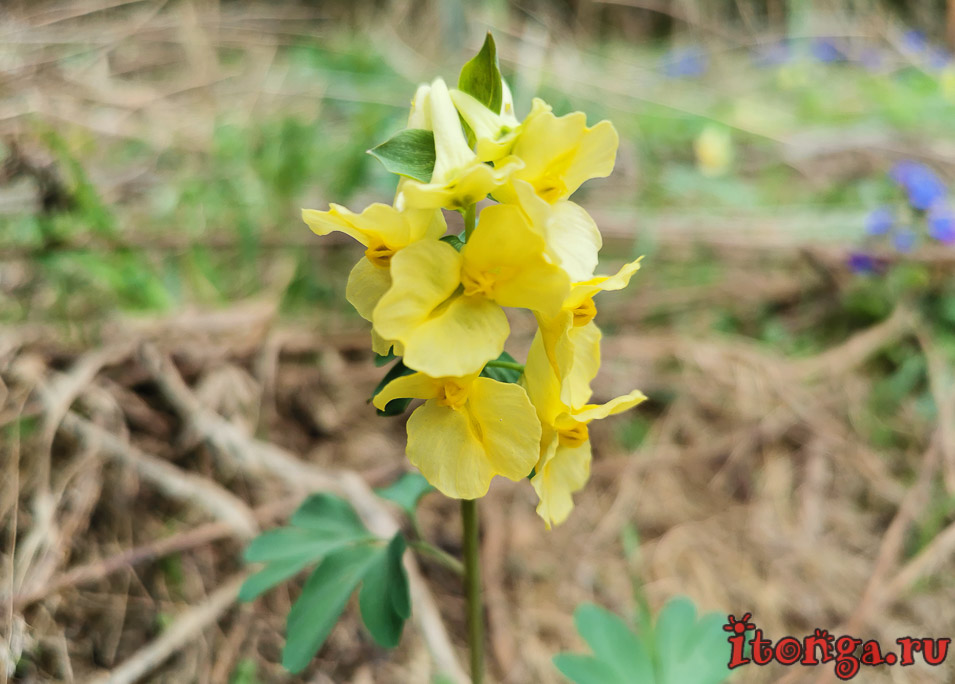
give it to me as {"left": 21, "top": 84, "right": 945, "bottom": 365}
{"left": 86, "top": 573, "right": 245, "bottom": 684}
{"left": 138, "top": 344, "right": 469, "bottom": 684}
{"left": 790, "top": 305, "right": 916, "bottom": 382}
{"left": 57, "top": 411, "right": 258, "bottom": 538}
{"left": 9, "top": 500, "right": 295, "bottom": 609}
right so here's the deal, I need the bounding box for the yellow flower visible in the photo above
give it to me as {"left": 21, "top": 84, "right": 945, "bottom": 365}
{"left": 399, "top": 78, "right": 522, "bottom": 210}
{"left": 372, "top": 203, "right": 570, "bottom": 377}
{"left": 523, "top": 332, "right": 646, "bottom": 527}
{"left": 373, "top": 372, "right": 541, "bottom": 499}
{"left": 694, "top": 125, "right": 733, "bottom": 177}
{"left": 450, "top": 86, "right": 521, "bottom": 162}
{"left": 302, "top": 202, "right": 444, "bottom": 356}
{"left": 536, "top": 258, "right": 642, "bottom": 409}
{"left": 504, "top": 98, "right": 618, "bottom": 204}
{"left": 501, "top": 179, "right": 602, "bottom": 282}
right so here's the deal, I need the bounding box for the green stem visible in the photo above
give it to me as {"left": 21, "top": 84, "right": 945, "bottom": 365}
{"left": 461, "top": 498, "right": 484, "bottom": 683}
{"left": 484, "top": 359, "right": 524, "bottom": 372}
{"left": 463, "top": 203, "right": 477, "bottom": 242}
{"left": 409, "top": 540, "right": 465, "bottom": 576}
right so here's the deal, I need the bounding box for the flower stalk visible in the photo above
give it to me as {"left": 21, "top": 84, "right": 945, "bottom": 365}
{"left": 461, "top": 497, "right": 484, "bottom": 683}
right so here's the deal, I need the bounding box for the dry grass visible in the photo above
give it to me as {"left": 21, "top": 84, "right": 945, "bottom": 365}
{"left": 2, "top": 2, "right": 955, "bottom": 684}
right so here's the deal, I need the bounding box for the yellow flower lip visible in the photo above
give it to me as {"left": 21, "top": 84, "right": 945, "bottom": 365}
{"left": 461, "top": 269, "right": 495, "bottom": 298}
{"left": 571, "top": 297, "right": 597, "bottom": 327}
{"left": 437, "top": 380, "right": 469, "bottom": 409}
{"left": 364, "top": 242, "right": 396, "bottom": 267}
{"left": 557, "top": 421, "right": 589, "bottom": 447}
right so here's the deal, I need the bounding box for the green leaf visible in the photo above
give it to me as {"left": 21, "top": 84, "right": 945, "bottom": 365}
{"left": 243, "top": 528, "right": 363, "bottom": 564}
{"left": 554, "top": 654, "right": 626, "bottom": 684}
{"left": 291, "top": 493, "right": 370, "bottom": 539}
{"left": 574, "top": 603, "right": 653, "bottom": 681}
{"left": 458, "top": 32, "right": 503, "bottom": 114}
{"left": 554, "top": 598, "right": 731, "bottom": 684}
{"left": 375, "top": 472, "right": 435, "bottom": 516}
{"left": 374, "top": 350, "right": 398, "bottom": 367}
{"left": 358, "top": 533, "right": 412, "bottom": 647}
{"left": 282, "top": 544, "right": 380, "bottom": 673}
{"left": 373, "top": 359, "right": 416, "bottom": 417}
{"left": 655, "top": 599, "right": 730, "bottom": 684}
{"left": 480, "top": 351, "right": 522, "bottom": 383}
{"left": 440, "top": 234, "right": 465, "bottom": 251}
{"left": 367, "top": 129, "right": 435, "bottom": 183}
{"left": 239, "top": 555, "right": 313, "bottom": 601}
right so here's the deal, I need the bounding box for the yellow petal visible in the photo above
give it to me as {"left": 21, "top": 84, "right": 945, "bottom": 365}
{"left": 572, "top": 389, "right": 647, "bottom": 424}
{"left": 302, "top": 203, "right": 445, "bottom": 257}
{"left": 401, "top": 295, "right": 509, "bottom": 377}
{"left": 556, "top": 321, "right": 602, "bottom": 409}
{"left": 407, "top": 83, "right": 432, "bottom": 129}
{"left": 511, "top": 99, "right": 618, "bottom": 203}
{"left": 429, "top": 77, "right": 476, "bottom": 182}
{"left": 498, "top": 180, "right": 601, "bottom": 282}
{"left": 372, "top": 372, "right": 440, "bottom": 410}
{"left": 467, "top": 377, "right": 542, "bottom": 481}
{"left": 400, "top": 157, "right": 523, "bottom": 211}
{"left": 532, "top": 440, "right": 592, "bottom": 527}
{"left": 406, "top": 400, "right": 496, "bottom": 499}
{"left": 371, "top": 330, "right": 397, "bottom": 356}
{"left": 462, "top": 203, "right": 570, "bottom": 317}
{"left": 522, "top": 330, "right": 565, "bottom": 426}
{"left": 404, "top": 381, "right": 540, "bottom": 500}
{"left": 373, "top": 241, "right": 509, "bottom": 377}
{"left": 346, "top": 258, "right": 392, "bottom": 321}
{"left": 450, "top": 88, "right": 521, "bottom": 163}
{"left": 567, "top": 257, "right": 643, "bottom": 309}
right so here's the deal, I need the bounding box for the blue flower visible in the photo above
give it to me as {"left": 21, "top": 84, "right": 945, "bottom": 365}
{"left": 928, "top": 203, "right": 955, "bottom": 244}
{"left": 893, "top": 228, "right": 917, "bottom": 252}
{"left": 890, "top": 161, "right": 947, "bottom": 210}
{"left": 902, "top": 29, "right": 927, "bottom": 53}
{"left": 865, "top": 206, "right": 894, "bottom": 235}
{"left": 848, "top": 252, "right": 878, "bottom": 274}
{"left": 811, "top": 38, "right": 847, "bottom": 63}
{"left": 661, "top": 47, "right": 707, "bottom": 78}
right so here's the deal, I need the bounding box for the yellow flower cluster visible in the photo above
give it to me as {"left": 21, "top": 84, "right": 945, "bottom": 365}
{"left": 303, "top": 75, "right": 645, "bottom": 526}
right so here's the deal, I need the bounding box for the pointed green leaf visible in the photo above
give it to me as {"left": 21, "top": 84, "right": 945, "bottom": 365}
{"left": 290, "top": 493, "right": 370, "bottom": 539}
{"left": 282, "top": 544, "right": 380, "bottom": 673}
{"left": 368, "top": 129, "right": 435, "bottom": 183}
{"left": 243, "top": 528, "right": 364, "bottom": 564}
{"left": 374, "top": 350, "right": 398, "bottom": 367}
{"left": 458, "top": 32, "right": 503, "bottom": 114}
{"left": 375, "top": 472, "right": 434, "bottom": 516}
{"left": 358, "top": 533, "right": 411, "bottom": 647}
{"left": 239, "top": 555, "right": 314, "bottom": 602}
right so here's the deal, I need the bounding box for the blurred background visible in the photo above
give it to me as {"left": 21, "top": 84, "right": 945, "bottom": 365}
{"left": 2, "top": 0, "right": 955, "bottom": 682}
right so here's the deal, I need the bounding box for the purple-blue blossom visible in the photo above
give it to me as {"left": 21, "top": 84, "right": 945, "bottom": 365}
{"left": 865, "top": 206, "right": 894, "bottom": 235}
{"left": 811, "top": 38, "right": 847, "bottom": 63}
{"left": 890, "top": 161, "right": 947, "bottom": 211}
{"left": 661, "top": 47, "right": 707, "bottom": 78}
{"left": 928, "top": 203, "right": 955, "bottom": 244}
{"left": 848, "top": 252, "right": 878, "bottom": 274}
